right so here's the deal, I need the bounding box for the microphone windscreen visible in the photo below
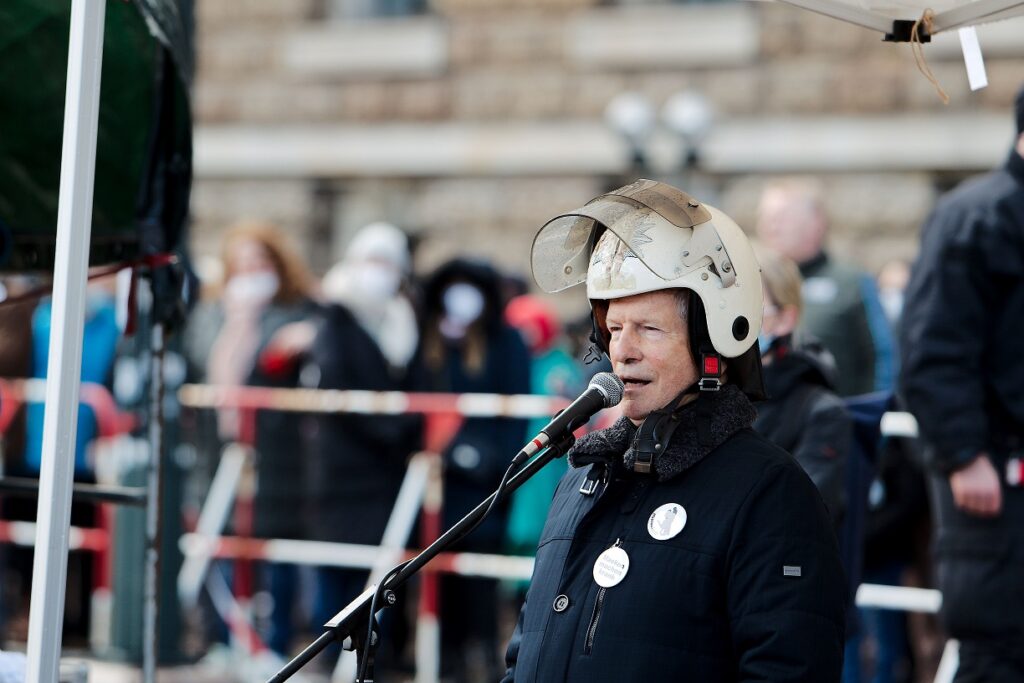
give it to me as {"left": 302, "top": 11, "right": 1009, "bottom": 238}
{"left": 590, "top": 372, "right": 624, "bottom": 407}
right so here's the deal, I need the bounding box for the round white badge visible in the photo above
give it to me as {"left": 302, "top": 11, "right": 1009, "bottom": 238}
{"left": 593, "top": 545, "right": 630, "bottom": 588}
{"left": 647, "top": 503, "right": 687, "bottom": 541}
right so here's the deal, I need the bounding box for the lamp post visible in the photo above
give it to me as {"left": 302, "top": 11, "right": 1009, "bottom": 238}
{"left": 661, "top": 89, "right": 715, "bottom": 200}
{"left": 604, "top": 89, "right": 716, "bottom": 198}
{"left": 604, "top": 91, "right": 657, "bottom": 185}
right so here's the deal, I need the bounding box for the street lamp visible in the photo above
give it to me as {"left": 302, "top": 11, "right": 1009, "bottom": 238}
{"left": 604, "top": 91, "right": 657, "bottom": 181}
{"left": 604, "top": 89, "right": 716, "bottom": 196}
{"left": 662, "top": 89, "right": 714, "bottom": 170}
{"left": 661, "top": 89, "right": 715, "bottom": 199}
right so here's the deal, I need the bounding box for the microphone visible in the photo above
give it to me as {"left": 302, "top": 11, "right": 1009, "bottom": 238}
{"left": 512, "top": 372, "right": 625, "bottom": 467}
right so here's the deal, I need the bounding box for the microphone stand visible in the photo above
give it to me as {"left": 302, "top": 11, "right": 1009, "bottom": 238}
{"left": 266, "top": 431, "right": 578, "bottom": 683}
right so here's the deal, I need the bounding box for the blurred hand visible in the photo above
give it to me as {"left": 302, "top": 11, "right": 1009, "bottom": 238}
{"left": 949, "top": 454, "right": 1003, "bottom": 517}
{"left": 267, "top": 321, "right": 317, "bottom": 358}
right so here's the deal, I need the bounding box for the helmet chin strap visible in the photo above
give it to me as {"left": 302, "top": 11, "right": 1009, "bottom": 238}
{"left": 630, "top": 383, "right": 694, "bottom": 475}
{"left": 630, "top": 345, "right": 723, "bottom": 475}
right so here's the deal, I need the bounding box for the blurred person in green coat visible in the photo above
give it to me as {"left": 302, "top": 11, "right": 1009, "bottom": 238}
{"left": 503, "top": 295, "right": 586, "bottom": 576}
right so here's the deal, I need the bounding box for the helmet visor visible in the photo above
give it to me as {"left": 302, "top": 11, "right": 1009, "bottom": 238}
{"left": 531, "top": 195, "right": 709, "bottom": 293}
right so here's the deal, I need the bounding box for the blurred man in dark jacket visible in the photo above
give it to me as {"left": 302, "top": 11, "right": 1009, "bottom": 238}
{"left": 504, "top": 180, "right": 846, "bottom": 682}
{"left": 900, "top": 86, "right": 1024, "bottom": 682}
{"left": 757, "top": 179, "right": 895, "bottom": 397}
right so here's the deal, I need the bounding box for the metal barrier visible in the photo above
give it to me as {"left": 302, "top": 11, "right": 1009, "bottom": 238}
{"left": 0, "top": 370, "right": 952, "bottom": 682}
{"left": 0, "top": 375, "right": 955, "bottom": 683}
{"left": 0, "top": 379, "right": 141, "bottom": 659}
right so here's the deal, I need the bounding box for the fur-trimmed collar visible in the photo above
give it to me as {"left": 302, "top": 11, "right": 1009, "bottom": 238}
{"left": 568, "top": 384, "right": 757, "bottom": 482}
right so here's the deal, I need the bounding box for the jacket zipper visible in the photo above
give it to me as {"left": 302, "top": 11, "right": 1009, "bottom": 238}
{"left": 583, "top": 587, "right": 607, "bottom": 655}
{"left": 584, "top": 538, "right": 621, "bottom": 655}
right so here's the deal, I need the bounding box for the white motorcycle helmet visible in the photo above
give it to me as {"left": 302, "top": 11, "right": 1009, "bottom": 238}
{"left": 531, "top": 179, "right": 766, "bottom": 399}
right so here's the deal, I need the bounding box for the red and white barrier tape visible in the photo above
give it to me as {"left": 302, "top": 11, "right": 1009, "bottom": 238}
{"left": 179, "top": 385, "right": 921, "bottom": 440}
{"left": 178, "top": 384, "right": 571, "bottom": 418}
{"left": 855, "top": 583, "right": 941, "bottom": 613}
{"left": 0, "top": 519, "right": 948, "bottom": 615}
{"left": 0, "top": 520, "right": 108, "bottom": 552}
{"left": 0, "top": 378, "right": 135, "bottom": 438}
{"left": 180, "top": 533, "right": 536, "bottom": 582}
{"left": 180, "top": 530, "right": 942, "bottom": 614}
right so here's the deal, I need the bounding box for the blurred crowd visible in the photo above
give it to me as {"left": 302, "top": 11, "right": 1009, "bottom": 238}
{"left": 0, "top": 95, "right": 1022, "bottom": 682}
{"left": 178, "top": 220, "right": 585, "bottom": 679}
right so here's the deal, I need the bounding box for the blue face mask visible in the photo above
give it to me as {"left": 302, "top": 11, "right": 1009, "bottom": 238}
{"left": 758, "top": 332, "right": 776, "bottom": 353}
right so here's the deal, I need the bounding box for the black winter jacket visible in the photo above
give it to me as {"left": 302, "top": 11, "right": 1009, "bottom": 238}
{"left": 304, "top": 303, "right": 423, "bottom": 545}
{"left": 900, "top": 149, "right": 1024, "bottom": 650}
{"left": 247, "top": 299, "right": 318, "bottom": 540}
{"left": 900, "top": 150, "right": 1024, "bottom": 472}
{"left": 421, "top": 259, "right": 532, "bottom": 548}
{"left": 504, "top": 387, "right": 846, "bottom": 682}
{"left": 755, "top": 337, "right": 850, "bottom": 529}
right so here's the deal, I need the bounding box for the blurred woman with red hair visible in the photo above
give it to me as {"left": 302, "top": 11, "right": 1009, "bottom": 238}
{"left": 183, "top": 220, "right": 316, "bottom": 656}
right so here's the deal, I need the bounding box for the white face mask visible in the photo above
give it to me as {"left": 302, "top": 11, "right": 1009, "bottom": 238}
{"left": 357, "top": 263, "right": 401, "bottom": 300}
{"left": 443, "top": 283, "right": 485, "bottom": 327}
{"left": 879, "top": 288, "right": 904, "bottom": 322}
{"left": 225, "top": 271, "right": 279, "bottom": 305}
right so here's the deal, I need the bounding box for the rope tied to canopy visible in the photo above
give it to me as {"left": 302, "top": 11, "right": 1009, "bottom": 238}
{"left": 911, "top": 8, "right": 950, "bottom": 104}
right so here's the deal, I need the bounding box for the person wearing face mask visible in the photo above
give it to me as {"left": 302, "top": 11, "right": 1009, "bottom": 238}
{"left": 182, "top": 220, "right": 316, "bottom": 656}
{"left": 421, "top": 258, "right": 532, "bottom": 683}
{"left": 290, "top": 222, "right": 424, "bottom": 666}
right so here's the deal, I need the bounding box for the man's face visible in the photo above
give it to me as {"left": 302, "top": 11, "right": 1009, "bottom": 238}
{"left": 755, "top": 188, "right": 825, "bottom": 265}
{"left": 606, "top": 290, "right": 696, "bottom": 425}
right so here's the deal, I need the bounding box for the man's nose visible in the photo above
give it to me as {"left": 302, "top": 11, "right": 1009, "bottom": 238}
{"left": 611, "top": 329, "right": 640, "bottom": 364}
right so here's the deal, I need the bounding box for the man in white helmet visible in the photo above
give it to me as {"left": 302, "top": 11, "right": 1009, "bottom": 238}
{"left": 502, "top": 180, "right": 846, "bottom": 682}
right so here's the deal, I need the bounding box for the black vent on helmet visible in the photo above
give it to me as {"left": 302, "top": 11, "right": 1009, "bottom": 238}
{"left": 732, "top": 316, "right": 749, "bottom": 341}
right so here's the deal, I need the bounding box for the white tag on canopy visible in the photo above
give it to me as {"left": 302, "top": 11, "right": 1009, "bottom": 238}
{"left": 958, "top": 26, "right": 988, "bottom": 90}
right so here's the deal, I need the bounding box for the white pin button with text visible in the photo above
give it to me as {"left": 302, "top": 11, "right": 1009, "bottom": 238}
{"left": 593, "top": 544, "right": 630, "bottom": 588}
{"left": 648, "top": 503, "right": 687, "bottom": 541}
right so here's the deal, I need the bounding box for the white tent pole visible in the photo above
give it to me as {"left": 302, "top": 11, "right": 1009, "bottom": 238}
{"left": 25, "top": 1, "right": 107, "bottom": 681}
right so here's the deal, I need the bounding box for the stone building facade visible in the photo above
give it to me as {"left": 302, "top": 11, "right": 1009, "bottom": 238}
{"left": 190, "top": 0, "right": 1024, "bottom": 307}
